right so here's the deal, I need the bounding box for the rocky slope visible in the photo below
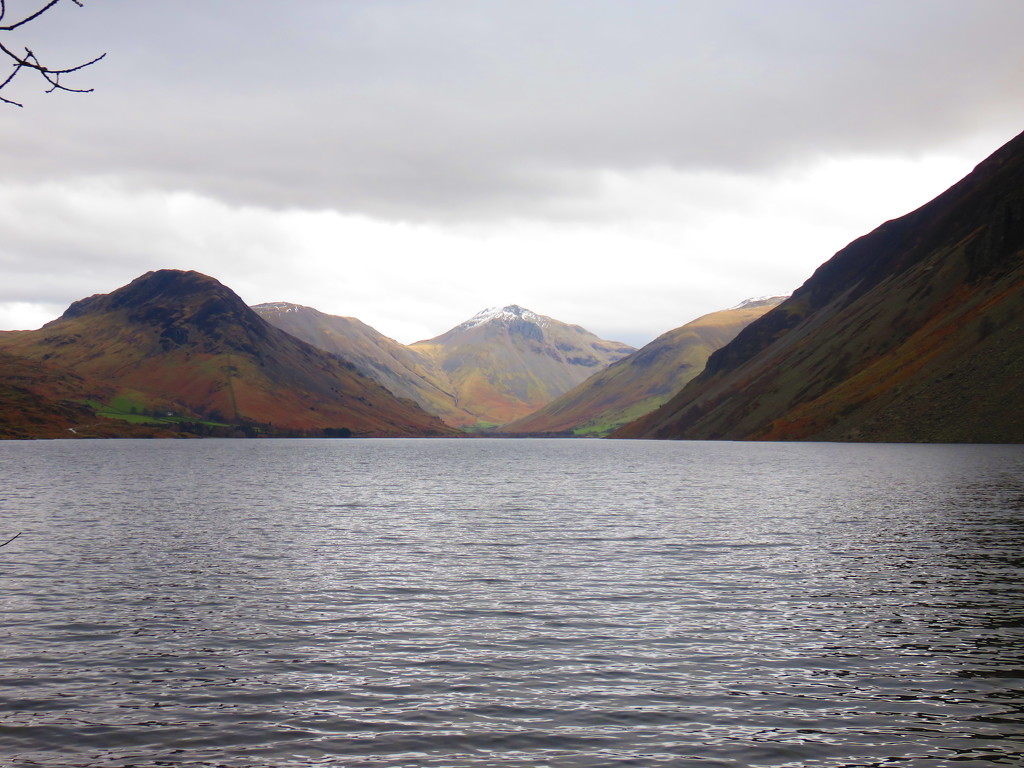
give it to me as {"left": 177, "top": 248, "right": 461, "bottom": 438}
{"left": 502, "top": 297, "right": 784, "bottom": 436}
{"left": 614, "top": 130, "right": 1024, "bottom": 443}
{"left": 0, "top": 270, "right": 456, "bottom": 437}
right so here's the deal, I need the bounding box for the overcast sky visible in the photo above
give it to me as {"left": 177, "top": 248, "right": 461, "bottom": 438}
{"left": 0, "top": 0, "right": 1021, "bottom": 346}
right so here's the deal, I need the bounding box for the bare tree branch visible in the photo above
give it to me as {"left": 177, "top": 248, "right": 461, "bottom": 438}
{"left": 0, "top": 0, "right": 68, "bottom": 32}
{"left": 0, "top": 531, "right": 22, "bottom": 548}
{"left": 0, "top": 0, "right": 104, "bottom": 107}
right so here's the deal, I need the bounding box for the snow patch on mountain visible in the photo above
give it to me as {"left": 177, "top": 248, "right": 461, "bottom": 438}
{"left": 730, "top": 295, "right": 789, "bottom": 310}
{"left": 455, "top": 305, "right": 548, "bottom": 332}
{"left": 252, "top": 302, "right": 302, "bottom": 314}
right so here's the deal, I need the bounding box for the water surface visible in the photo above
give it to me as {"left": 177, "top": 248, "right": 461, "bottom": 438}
{"left": 1, "top": 438, "right": 1022, "bottom": 767}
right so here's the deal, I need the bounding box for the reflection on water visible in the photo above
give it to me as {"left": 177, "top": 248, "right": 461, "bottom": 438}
{"left": 0, "top": 438, "right": 1022, "bottom": 767}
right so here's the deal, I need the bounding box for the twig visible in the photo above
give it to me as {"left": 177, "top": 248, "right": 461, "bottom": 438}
{"left": 0, "top": 531, "right": 22, "bottom": 548}
{"left": 0, "top": 0, "right": 104, "bottom": 106}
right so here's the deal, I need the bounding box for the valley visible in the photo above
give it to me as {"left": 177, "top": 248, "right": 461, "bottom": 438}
{"left": 1, "top": 131, "right": 1021, "bottom": 442}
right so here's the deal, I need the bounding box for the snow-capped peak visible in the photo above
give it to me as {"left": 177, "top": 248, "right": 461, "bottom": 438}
{"left": 456, "top": 305, "right": 546, "bottom": 331}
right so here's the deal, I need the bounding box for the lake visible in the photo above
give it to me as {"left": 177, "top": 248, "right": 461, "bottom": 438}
{"left": 1, "top": 438, "right": 1022, "bottom": 767}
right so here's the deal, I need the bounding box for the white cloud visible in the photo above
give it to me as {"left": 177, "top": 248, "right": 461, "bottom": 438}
{"left": 0, "top": 302, "right": 57, "bottom": 332}
{"left": 1, "top": 1, "right": 1021, "bottom": 218}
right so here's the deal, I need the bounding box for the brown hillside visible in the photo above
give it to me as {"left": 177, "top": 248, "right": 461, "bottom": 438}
{"left": 0, "top": 271, "right": 457, "bottom": 437}
{"left": 0, "top": 349, "right": 106, "bottom": 438}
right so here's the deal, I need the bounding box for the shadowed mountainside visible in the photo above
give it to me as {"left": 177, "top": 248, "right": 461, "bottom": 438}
{"left": 0, "top": 270, "right": 456, "bottom": 437}
{"left": 502, "top": 297, "right": 784, "bottom": 436}
{"left": 614, "top": 130, "right": 1024, "bottom": 443}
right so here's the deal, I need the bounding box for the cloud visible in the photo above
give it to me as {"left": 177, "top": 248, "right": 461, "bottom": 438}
{"left": 0, "top": 1, "right": 1019, "bottom": 345}
{"left": 0, "top": 0, "right": 1020, "bottom": 220}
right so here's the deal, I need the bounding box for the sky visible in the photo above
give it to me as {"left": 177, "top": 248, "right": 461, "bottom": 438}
{"left": 0, "top": 0, "right": 1021, "bottom": 347}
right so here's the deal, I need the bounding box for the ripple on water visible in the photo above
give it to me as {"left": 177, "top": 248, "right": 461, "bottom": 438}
{"left": 1, "top": 438, "right": 1023, "bottom": 767}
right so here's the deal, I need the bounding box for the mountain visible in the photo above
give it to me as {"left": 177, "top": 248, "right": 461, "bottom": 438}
{"left": 614, "top": 130, "right": 1024, "bottom": 443}
{"left": 0, "top": 270, "right": 456, "bottom": 438}
{"left": 252, "top": 302, "right": 478, "bottom": 428}
{"left": 255, "top": 302, "right": 636, "bottom": 430}
{"left": 410, "top": 305, "right": 635, "bottom": 427}
{"left": 502, "top": 297, "right": 785, "bottom": 436}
